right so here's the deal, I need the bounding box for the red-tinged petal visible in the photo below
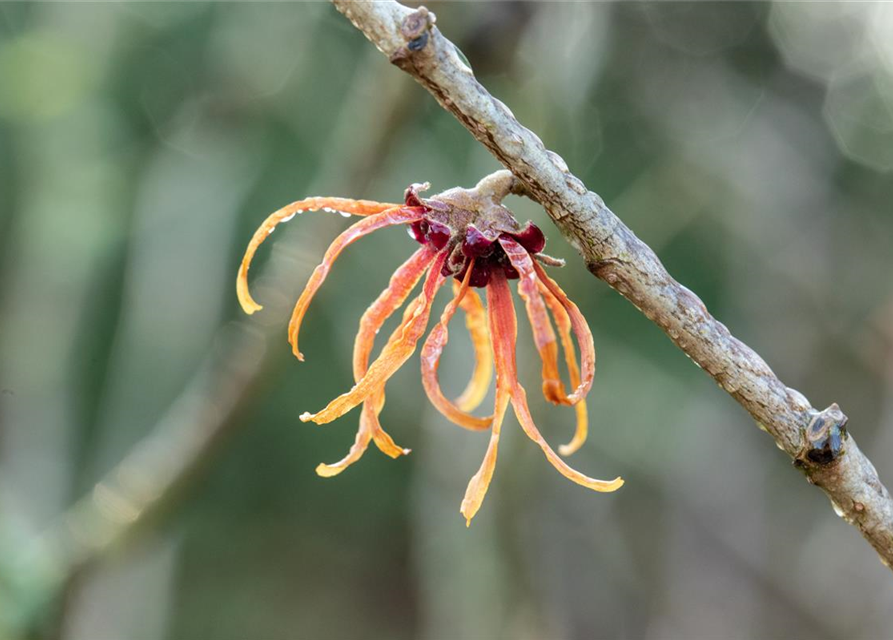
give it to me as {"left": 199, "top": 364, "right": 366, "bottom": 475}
{"left": 286, "top": 206, "right": 426, "bottom": 360}
{"left": 462, "top": 225, "right": 497, "bottom": 259}
{"left": 421, "top": 263, "right": 493, "bottom": 431}
{"left": 532, "top": 261, "right": 595, "bottom": 405}
{"left": 349, "top": 248, "right": 436, "bottom": 461}
{"left": 317, "top": 236, "right": 433, "bottom": 476}
{"left": 237, "top": 197, "right": 402, "bottom": 314}
{"left": 508, "top": 221, "right": 546, "bottom": 254}
{"left": 541, "top": 283, "right": 588, "bottom": 456}
{"left": 455, "top": 287, "right": 492, "bottom": 413}
{"left": 354, "top": 246, "right": 439, "bottom": 380}
{"left": 300, "top": 252, "right": 447, "bottom": 424}
{"left": 460, "top": 390, "right": 509, "bottom": 526}
{"left": 488, "top": 271, "right": 623, "bottom": 493}
{"left": 498, "top": 236, "right": 569, "bottom": 405}
{"left": 363, "top": 302, "right": 430, "bottom": 457}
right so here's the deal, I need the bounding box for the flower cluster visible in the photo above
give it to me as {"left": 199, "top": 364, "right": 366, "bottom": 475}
{"left": 237, "top": 176, "right": 622, "bottom": 524}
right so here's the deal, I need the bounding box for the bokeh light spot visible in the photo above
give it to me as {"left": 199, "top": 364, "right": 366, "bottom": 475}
{"left": 824, "top": 71, "right": 893, "bottom": 172}
{"left": 769, "top": 3, "right": 874, "bottom": 83}
{"left": 0, "top": 32, "right": 93, "bottom": 122}
{"left": 644, "top": 2, "right": 763, "bottom": 56}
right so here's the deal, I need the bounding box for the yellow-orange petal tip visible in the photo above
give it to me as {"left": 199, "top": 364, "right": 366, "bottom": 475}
{"left": 315, "top": 463, "right": 343, "bottom": 478}
{"left": 236, "top": 288, "right": 263, "bottom": 315}
{"left": 557, "top": 443, "right": 578, "bottom": 457}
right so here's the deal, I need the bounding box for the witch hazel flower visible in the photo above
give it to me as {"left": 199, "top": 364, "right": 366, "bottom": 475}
{"left": 237, "top": 172, "right": 622, "bottom": 524}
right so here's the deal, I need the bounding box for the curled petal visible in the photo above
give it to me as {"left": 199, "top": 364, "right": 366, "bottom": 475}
{"left": 356, "top": 249, "right": 436, "bottom": 458}
{"left": 513, "top": 383, "right": 621, "bottom": 492}
{"left": 317, "top": 383, "right": 399, "bottom": 478}
{"left": 541, "top": 285, "right": 588, "bottom": 456}
{"left": 460, "top": 390, "right": 510, "bottom": 526}
{"left": 368, "top": 408, "right": 411, "bottom": 458}
{"left": 487, "top": 271, "right": 623, "bottom": 493}
{"left": 559, "top": 395, "right": 588, "bottom": 457}
{"left": 316, "top": 344, "right": 382, "bottom": 475}
{"left": 317, "top": 252, "right": 434, "bottom": 477}
{"left": 366, "top": 391, "right": 410, "bottom": 460}
{"left": 316, "top": 382, "right": 405, "bottom": 478}
{"left": 320, "top": 328, "right": 417, "bottom": 475}
{"left": 454, "top": 287, "right": 492, "bottom": 412}
{"left": 237, "top": 197, "right": 401, "bottom": 314}
{"left": 300, "top": 252, "right": 447, "bottom": 424}
{"left": 421, "top": 262, "right": 493, "bottom": 432}
{"left": 532, "top": 261, "right": 595, "bottom": 406}
{"left": 316, "top": 421, "right": 373, "bottom": 477}
{"left": 366, "top": 320, "right": 415, "bottom": 459}
{"left": 499, "top": 236, "right": 569, "bottom": 405}
{"left": 287, "top": 206, "right": 426, "bottom": 360}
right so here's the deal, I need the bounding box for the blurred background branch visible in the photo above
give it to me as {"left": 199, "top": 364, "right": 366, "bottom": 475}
{"left": 0, "top": 22, "right": 416, "bottom": 636}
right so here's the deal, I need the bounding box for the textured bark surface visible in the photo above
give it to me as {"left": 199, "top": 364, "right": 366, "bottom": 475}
{"left": 331, "top": 0, "right": 893, "bottom": 570}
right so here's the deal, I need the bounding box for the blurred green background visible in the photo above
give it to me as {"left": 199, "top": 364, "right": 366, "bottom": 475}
{"left": 1, "top": 2, "right": 892, "bottom": 639}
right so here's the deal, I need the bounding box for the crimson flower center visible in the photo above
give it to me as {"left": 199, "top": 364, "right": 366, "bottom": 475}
{"left": 406, "top": 195, "right": 546, "bottom": 288}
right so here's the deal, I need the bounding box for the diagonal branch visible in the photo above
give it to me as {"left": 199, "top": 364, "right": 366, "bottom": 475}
{"left": 330, "top": 0, "right": 893, "bottom": 570}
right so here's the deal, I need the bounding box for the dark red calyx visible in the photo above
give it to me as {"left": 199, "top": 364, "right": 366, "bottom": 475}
{"left": 508, "top": 222, "right": 545, "bottom": 254}
{"left": 500, "top": 256, "right": 520, "bottom": 280}
{"left": 461, "top": 225, "right": 497, "bottom": 259}
{"left": 401, "top": 182, "right": 548, "bottom": 287}
{"left": 426, "top": 220, "right": 451, "bottom": 249}
{"left": 406, "top": 220, "right": 428, "bottom": 244}
{"left": 409, "top": 219, "right": 450, "bottom": 248}
{"left": 456, "top": 259, "right": 493, "bottom": 288}
{"left": 408, "top": 220, "right": 428, "bottom": 244}
{"left": 415, "top": 220, "right": 547, "bottom": 288}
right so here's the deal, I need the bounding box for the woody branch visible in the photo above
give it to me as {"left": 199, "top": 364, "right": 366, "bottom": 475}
{"left": 329, "top": 0, "right": 893, "bottom": 570}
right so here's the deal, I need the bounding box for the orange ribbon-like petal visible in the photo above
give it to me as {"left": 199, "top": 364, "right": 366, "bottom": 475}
{"left": 286, "top": 206, "right": 426, "bottom": 361}
{"left": 487, "top": 270, "right": 622, "bottom": 494}
{"left": 314, "top": 407, "right": 375, "bottom": 477}
{"left": 237, "top": 197, "right": 401, "bottom": 314}
{"left": 316, "top": 247, "right": 438, "bottom": 477}
{"left": 316, "top": 386, "right": 406, "bottom": 477}
{"left": 454, "top": 286, "right": 492, "bottom": 413}
{"left": 499, "top": 236, "right": 570, "bottom": 405}
{"left": 540, "top": 283, "right": 588, "bottom": 456}
{"left": 532, "top": 261, "right": 595, "bottom": 406}
{"left": 301, "top": 251, "right": 447, "bottom": 425}
{"left": 353, "top": 247, "right": 439, "bottom": 381}
{"left": 421, "top": 261, "right": 493, "bottom": 432}
{"left": 460, "top": 390, "right": 509, "bottom": 526}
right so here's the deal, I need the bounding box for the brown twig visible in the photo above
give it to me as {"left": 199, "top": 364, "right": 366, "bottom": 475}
{"left": 330, "top": 0, "right": 893, "bottom": 570}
